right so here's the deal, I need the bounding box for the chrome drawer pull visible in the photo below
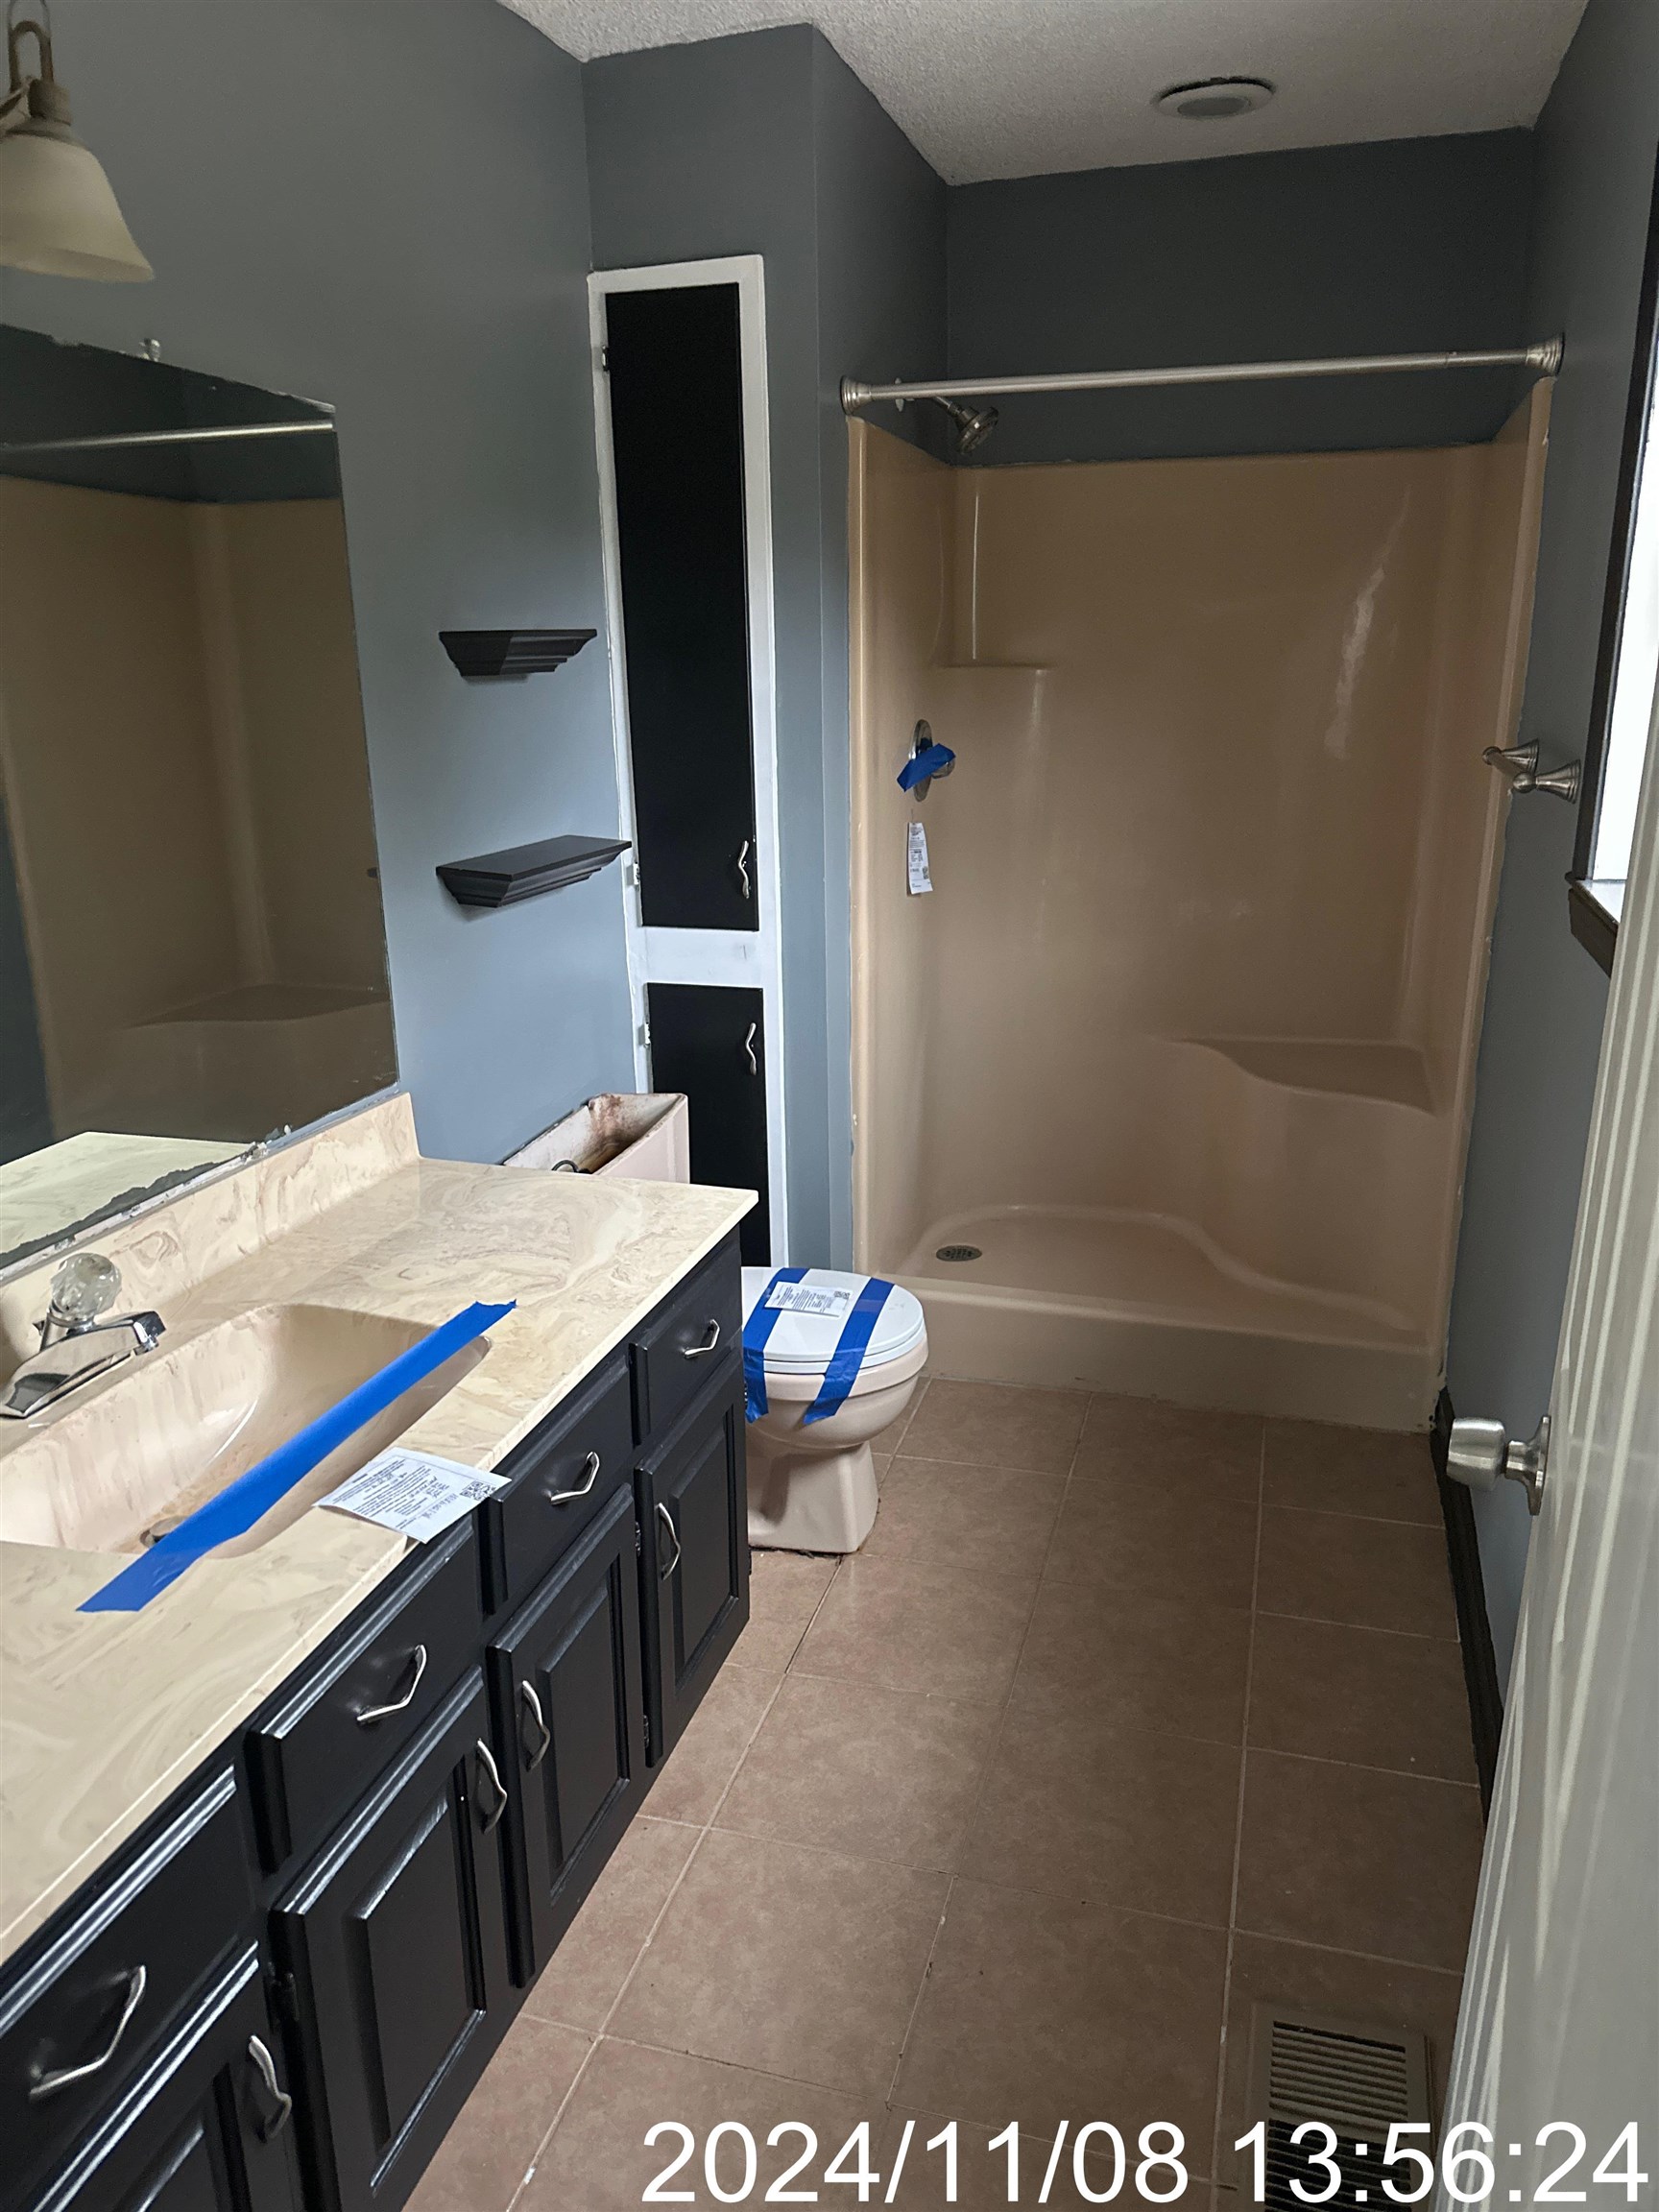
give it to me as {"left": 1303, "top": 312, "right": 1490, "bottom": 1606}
{"left": 246, "top": 2035, "right": 293, "bottom": 2141}
{"left": 28, "top": 1965, "right": 147, "bottom": 2102}
{"left": 474, "top": 1739, "right": 509, "bottom": 1832}
{"left": 546, "top": 1450, "right": 602, "bottom": 1507}
{"left": 680, "top": 1319, "right": 720, "bottom": 1360}
{"left": 735, "top": 838, "right": 753, "bottom": 901}
{"left": 656, "top": 1501, "right": 682, "bottom": 1580}
{"left": 354, "top": 1643, "right": 428, "bottom": 1727}
{"left": 518, "top": 1681, "right": 551, "bottom": 1770}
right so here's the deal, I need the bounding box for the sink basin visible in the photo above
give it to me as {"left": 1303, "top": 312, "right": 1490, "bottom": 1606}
{"left": 0, "top": 1304, "right": 488, "bottom": 1556}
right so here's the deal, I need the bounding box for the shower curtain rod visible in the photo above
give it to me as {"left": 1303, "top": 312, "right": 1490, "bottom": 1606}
{"left": 839, "top": 336, "right": 1563, "bottom": 413}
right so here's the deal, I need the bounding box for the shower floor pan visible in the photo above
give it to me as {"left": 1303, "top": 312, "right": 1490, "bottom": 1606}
{"left": 889, "top": 1205, "right": 1432, "bottom": 1431}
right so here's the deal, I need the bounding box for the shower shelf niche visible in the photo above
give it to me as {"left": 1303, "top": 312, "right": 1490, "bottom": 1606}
{"left": 1190, "top": 1039, "right": 1435, "bottom": 1113}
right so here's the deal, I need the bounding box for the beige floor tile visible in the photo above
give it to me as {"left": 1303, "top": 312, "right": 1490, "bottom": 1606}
{"left": 1257, "top": 1509, "right": 1457, "bottom": 1639}
{"left": 896, "top": 1879, "right": 1227, "bottom": 2159}
{"left": 611, "top": 1827, "right": 949, "bottom": 2098}
{"left": 1215, "top": 1933, "right": 1464, "bottom": 2176}
{"left": 717, "top": 1671, "right": 1000, "bottom": 1871}
{"left": 403, "top": 2014, "right": 589, "bottom": 2212}
{"left": 1249, "top": 1615, "right": 1476, "bottom": 1781}
{"left": 961, "top": 1702, "right": 1240, "bottom": 1924}
{"left": 1015, "top": 1580, "right": 1253, "bottom": 1744}
{"left": 1044, "top": 1473, "right": 1259, "bottom": 1610}
{"left": 1263, "top": 1420, "right": 1442, "bottom": 1524}
{"left": 521, "top": 2037, "right": 868, "bottom": 2212}
{"left": 902, "top": 1379, "right": 1089, "bottom": 1473}
{"left": 867, "top": 1456, "right": 1066, "bottom": 1580}
{"left": 645, "top": 1664, "right": 778, "bottom": 1824}
{"left": 870, "top": 1399, "right": 922, "bottom": 1458}
{"left": 732, "top": 1551, "right": 840, "bottom": 1675}
{"left": 1236, "top": 1750, "right": 1484, "bottom": 1971}
{"left": 521, "top": 1816, "right": 701, "bottom": 2032}
{"left": 877, "top": 2109, "right": 1211, "bottom": 2208}
{"left": 796, "top": 1551, "right": 1038, "bottom": 1704}
{"left": 1075, "top": 1396, "right": 1262, "bottom": 1498}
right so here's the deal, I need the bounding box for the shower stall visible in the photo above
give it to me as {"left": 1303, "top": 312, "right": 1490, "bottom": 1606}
{"left": 849, "top": 382, "right": 1551, "bottom": 1429}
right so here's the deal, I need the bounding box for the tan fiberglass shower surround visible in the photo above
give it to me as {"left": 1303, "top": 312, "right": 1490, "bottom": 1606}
{"left": 850, "top": 392, "right": 1550, "bottom": 1429}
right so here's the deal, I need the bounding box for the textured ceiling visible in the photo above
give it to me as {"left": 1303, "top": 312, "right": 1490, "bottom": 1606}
{"left": 499, "top": 0, "right": 1587, "bottom": 183}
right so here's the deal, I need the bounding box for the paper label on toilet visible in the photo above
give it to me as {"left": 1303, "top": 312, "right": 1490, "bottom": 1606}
{"left": 906, "top": 820, "right": 932, "bottom": 895}
{"left": 321, "top": 1448, "right": 506, "bottom": 1543}
{"left": 766, "top": 1282, "right": 856, "bottom": 1318}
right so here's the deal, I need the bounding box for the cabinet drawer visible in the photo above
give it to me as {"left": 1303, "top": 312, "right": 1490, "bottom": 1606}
{"left": 244, "top": 1527, "right": 480, "bottom": 1870}
{"left": 629, "top": 1238, "right": 742, "bottom": 1443}
{"left": 0, "top": 1770, "right": 252, "bottom": 2211}
{"left": 482, "top": 1355, "right": 634, "bottom": 1612}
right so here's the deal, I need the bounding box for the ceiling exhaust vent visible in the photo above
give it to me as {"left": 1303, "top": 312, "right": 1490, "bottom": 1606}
{"left": 1247, "top": 2006, "right": 1432, "bottom": 2212}
{"left": 1154, "top": 76, "right": 1275, "bottom": 122}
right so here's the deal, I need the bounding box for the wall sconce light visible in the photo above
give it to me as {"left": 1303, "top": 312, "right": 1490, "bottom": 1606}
{"left": 0, "top": 5, "right": 152, "bottom": 280}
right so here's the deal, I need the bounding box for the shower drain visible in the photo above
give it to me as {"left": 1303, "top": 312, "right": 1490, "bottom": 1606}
{"left": 935, "top": 1243, "right": 982, "bottom": 1262}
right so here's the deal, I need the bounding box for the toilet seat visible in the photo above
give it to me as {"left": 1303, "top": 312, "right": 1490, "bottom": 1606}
{"left": 741, "top": 1266, "right": 926, "bottom": 1386}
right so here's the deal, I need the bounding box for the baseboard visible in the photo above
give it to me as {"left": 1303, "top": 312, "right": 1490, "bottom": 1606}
{"left": 1431, "top": 1385, "right": 1503, "bottom": 1814}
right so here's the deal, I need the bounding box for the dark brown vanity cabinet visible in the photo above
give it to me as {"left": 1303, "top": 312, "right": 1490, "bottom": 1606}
{"left": 269, "top": 1676, "right": 513, "bottom": 2212}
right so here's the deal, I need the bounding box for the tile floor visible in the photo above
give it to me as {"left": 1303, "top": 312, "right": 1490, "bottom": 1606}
{"left": 409, "top": 1381, "right": 1484, "bottom": 2212}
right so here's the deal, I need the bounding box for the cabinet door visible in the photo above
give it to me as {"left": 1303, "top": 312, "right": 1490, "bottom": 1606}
{"left": 487, "top": 1489, "right": 648, "bottom": 1983}
{"left": 32, "top": 1950, "right": 301, "bottom": 2212}
{"left": 271, "top": 1674, "right": 512, "bottom": 2212}
{"left": 637, "top": 1358, "right": 750, "bottom": 1763}
{"left": 646, "top": 983, "right": 770, "bottom": 1262}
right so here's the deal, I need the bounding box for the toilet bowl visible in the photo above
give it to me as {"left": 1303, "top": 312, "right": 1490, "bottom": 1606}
{"left": 742, "top": 1266, "right": 927, "bottom": 1552}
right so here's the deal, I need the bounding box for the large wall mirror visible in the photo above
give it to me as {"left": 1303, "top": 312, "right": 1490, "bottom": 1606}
{"left": 0, "top": 326, "right": 396, "bottom": 1268}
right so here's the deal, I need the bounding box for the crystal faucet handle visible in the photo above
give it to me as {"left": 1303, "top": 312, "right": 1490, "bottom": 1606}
{"left": 48, "top": 1252, "right": 123, "bottom": 1324}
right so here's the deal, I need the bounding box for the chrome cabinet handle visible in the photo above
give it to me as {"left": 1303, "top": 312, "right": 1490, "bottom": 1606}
{"left": 546, "top": 1450, "right": 601, "bottom": 1507}
{"left": 246, "top": 2034, "right": 293, "bottom": 2141}
{"left": 518, "top": 1681, "right": 551, "bottom": 1771}
{"left": 742, "top": 1022, "right": 758, "bottom": 1075}
{"left": 680, "top": 1319, "right": 721, "bottom": 1360}
{"left": 656, "top": 1502, "right": 682, "bottom": 1580}
{"left": 735, "top": 838, "right": 752, "bottom": 900}
{"left": 473, "top": 1739, "right": 509, "bottom": 1832}
{"left": 28, "top": 1965, "right": 147, "bottom": 2102}
{"left": 355, "top": 1643, "right": 428, "bottom": 1727}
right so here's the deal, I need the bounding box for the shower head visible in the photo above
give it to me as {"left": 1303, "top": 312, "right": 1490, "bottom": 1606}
{"left": 935, "top": 397, "right": 998, "bottom": 454}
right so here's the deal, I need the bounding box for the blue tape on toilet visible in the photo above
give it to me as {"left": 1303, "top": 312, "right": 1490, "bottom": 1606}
{"left": 741, "top": 1267, "right": 805, "bottom": 1421}
{"left": 78, "top": 1298, "right": 517, "bottom": 1613}
{"left": 802, "top": 1277, "right": 896, "bottom": 1427}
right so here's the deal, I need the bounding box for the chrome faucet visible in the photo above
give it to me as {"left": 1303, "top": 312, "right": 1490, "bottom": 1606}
{"left": 0, "top": 1254, "right": 166, "bottom": 1421}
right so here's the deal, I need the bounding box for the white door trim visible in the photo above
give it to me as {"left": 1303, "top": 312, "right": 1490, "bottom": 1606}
{"left": 588, "top": 254, "right": 788, "bottom": 1262}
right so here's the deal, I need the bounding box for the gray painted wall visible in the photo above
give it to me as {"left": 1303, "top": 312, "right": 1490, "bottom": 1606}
{"left": 1447, "top": 0, "right": 1659, "bottom": 1684}
{"left": 945, "top": 132, "right": 1537, "bottom": 467}
{"left": 0, "top": 0, "right": 632, "bottom": 1168}
{"left": 0, "top": 800, "right": 51, "bottom": 1166}
{"left": 585, "top": 28, "right": 945, "bottom": 1264}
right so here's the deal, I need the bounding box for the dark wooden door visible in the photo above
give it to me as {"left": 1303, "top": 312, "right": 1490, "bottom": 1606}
{"left": 487, "top": 1489, "right": 648, "bottom": 1983}
{"left": 606, "top": 283, "right": 757, "bottom": 933}
{"left": 637, "top": 1359, "right": 750, "bottom": 1764}
{"left": 35, "top": 1951, "right": 301, "bottom": 2212}
{"left": 271, "top": 1675, "right": 513, "bottom": 2212}
{"left": 646, "top": 983, "right": 769, "bottom": 1262}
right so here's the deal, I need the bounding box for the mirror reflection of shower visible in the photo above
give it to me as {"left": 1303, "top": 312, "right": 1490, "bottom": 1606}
{"left": 931, "top": 396, "right": 998, "bottom": 453}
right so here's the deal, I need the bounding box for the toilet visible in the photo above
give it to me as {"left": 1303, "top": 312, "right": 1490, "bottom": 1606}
{"left": 742, "top": 1266, "right": 927, "bottom": 1552}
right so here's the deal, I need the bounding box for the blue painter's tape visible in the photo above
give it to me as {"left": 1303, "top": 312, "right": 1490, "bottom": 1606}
{"left": 897, "top": 743, "right": 954, "bottom": 793}
{"left": 78, "top": 1299, "right": 516, "bottom": 1613}
{"left": 801, "top": 1277, "right": 895, "bottom": 1427}
{"left": 740, "top": 1268, "right": 805, "bottom": 1422}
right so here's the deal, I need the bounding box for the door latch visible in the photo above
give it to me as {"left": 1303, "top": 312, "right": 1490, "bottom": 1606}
{"left": 1447, "top": 1413, "right": 1550, "bottom": 1515}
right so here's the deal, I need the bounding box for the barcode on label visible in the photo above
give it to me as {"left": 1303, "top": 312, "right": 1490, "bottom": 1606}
{"left": 765, "top": 1284, "right": 855, "bottom": 1317}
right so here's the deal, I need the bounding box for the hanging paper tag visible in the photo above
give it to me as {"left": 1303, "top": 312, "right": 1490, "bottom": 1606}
{"left": 906, "top": 820, "right": 932, "bottom": 895}
{"left": 322, "top": 1448, "right": 506, "bottom": 1543}
{"left": 766, "top": 1281, "right": 856, "bottom": 1318}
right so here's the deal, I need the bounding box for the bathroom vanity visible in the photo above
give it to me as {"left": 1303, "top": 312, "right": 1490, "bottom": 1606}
{"left": 0, "top": 1103, "right": 754, "bottom": 2212}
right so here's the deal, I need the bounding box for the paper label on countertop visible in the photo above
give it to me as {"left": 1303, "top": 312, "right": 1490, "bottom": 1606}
{"left": 765, "top": 1282, "right": 855, "bottom": 1318}
{"left": 906, "top": 820, "right": 932, "bottom": 895}
{"left": 321, "top": 1448, "right": 506, "bottom": 1543}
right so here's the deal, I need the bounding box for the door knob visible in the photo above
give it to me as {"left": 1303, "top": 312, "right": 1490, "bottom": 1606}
{"left": 1447, "top": 1413, "right": 1550, "bottom": 1515}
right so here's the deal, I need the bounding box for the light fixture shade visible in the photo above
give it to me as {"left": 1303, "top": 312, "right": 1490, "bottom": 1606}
{"left": 0, "top": 117, "right": 152, "bottom": 279}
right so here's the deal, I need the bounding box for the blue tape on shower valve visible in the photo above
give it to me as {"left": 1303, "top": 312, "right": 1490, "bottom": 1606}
{"left": 897, "top": 743, "right": 955, "bottom": 793}
{"left": 802, "top": 1277, "right": 895, "bottom": 1428}
{"left": 78, "top": 1299, "right": 517, "bottom": 1614}
{"left": 741, "top": 1267, "right": 806, "bottom": 1422}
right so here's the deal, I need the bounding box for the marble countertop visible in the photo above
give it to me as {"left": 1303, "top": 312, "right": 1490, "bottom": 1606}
{"left": 0, "top": 1153, "right": 752, "bottom": 1961}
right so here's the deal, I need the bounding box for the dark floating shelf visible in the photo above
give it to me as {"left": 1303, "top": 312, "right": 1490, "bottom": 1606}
{"left": 439, "top": 628, "right": 596, "bottom": 679}
{"left": 438, "top": 833, "right": 630, "bottom": 910}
